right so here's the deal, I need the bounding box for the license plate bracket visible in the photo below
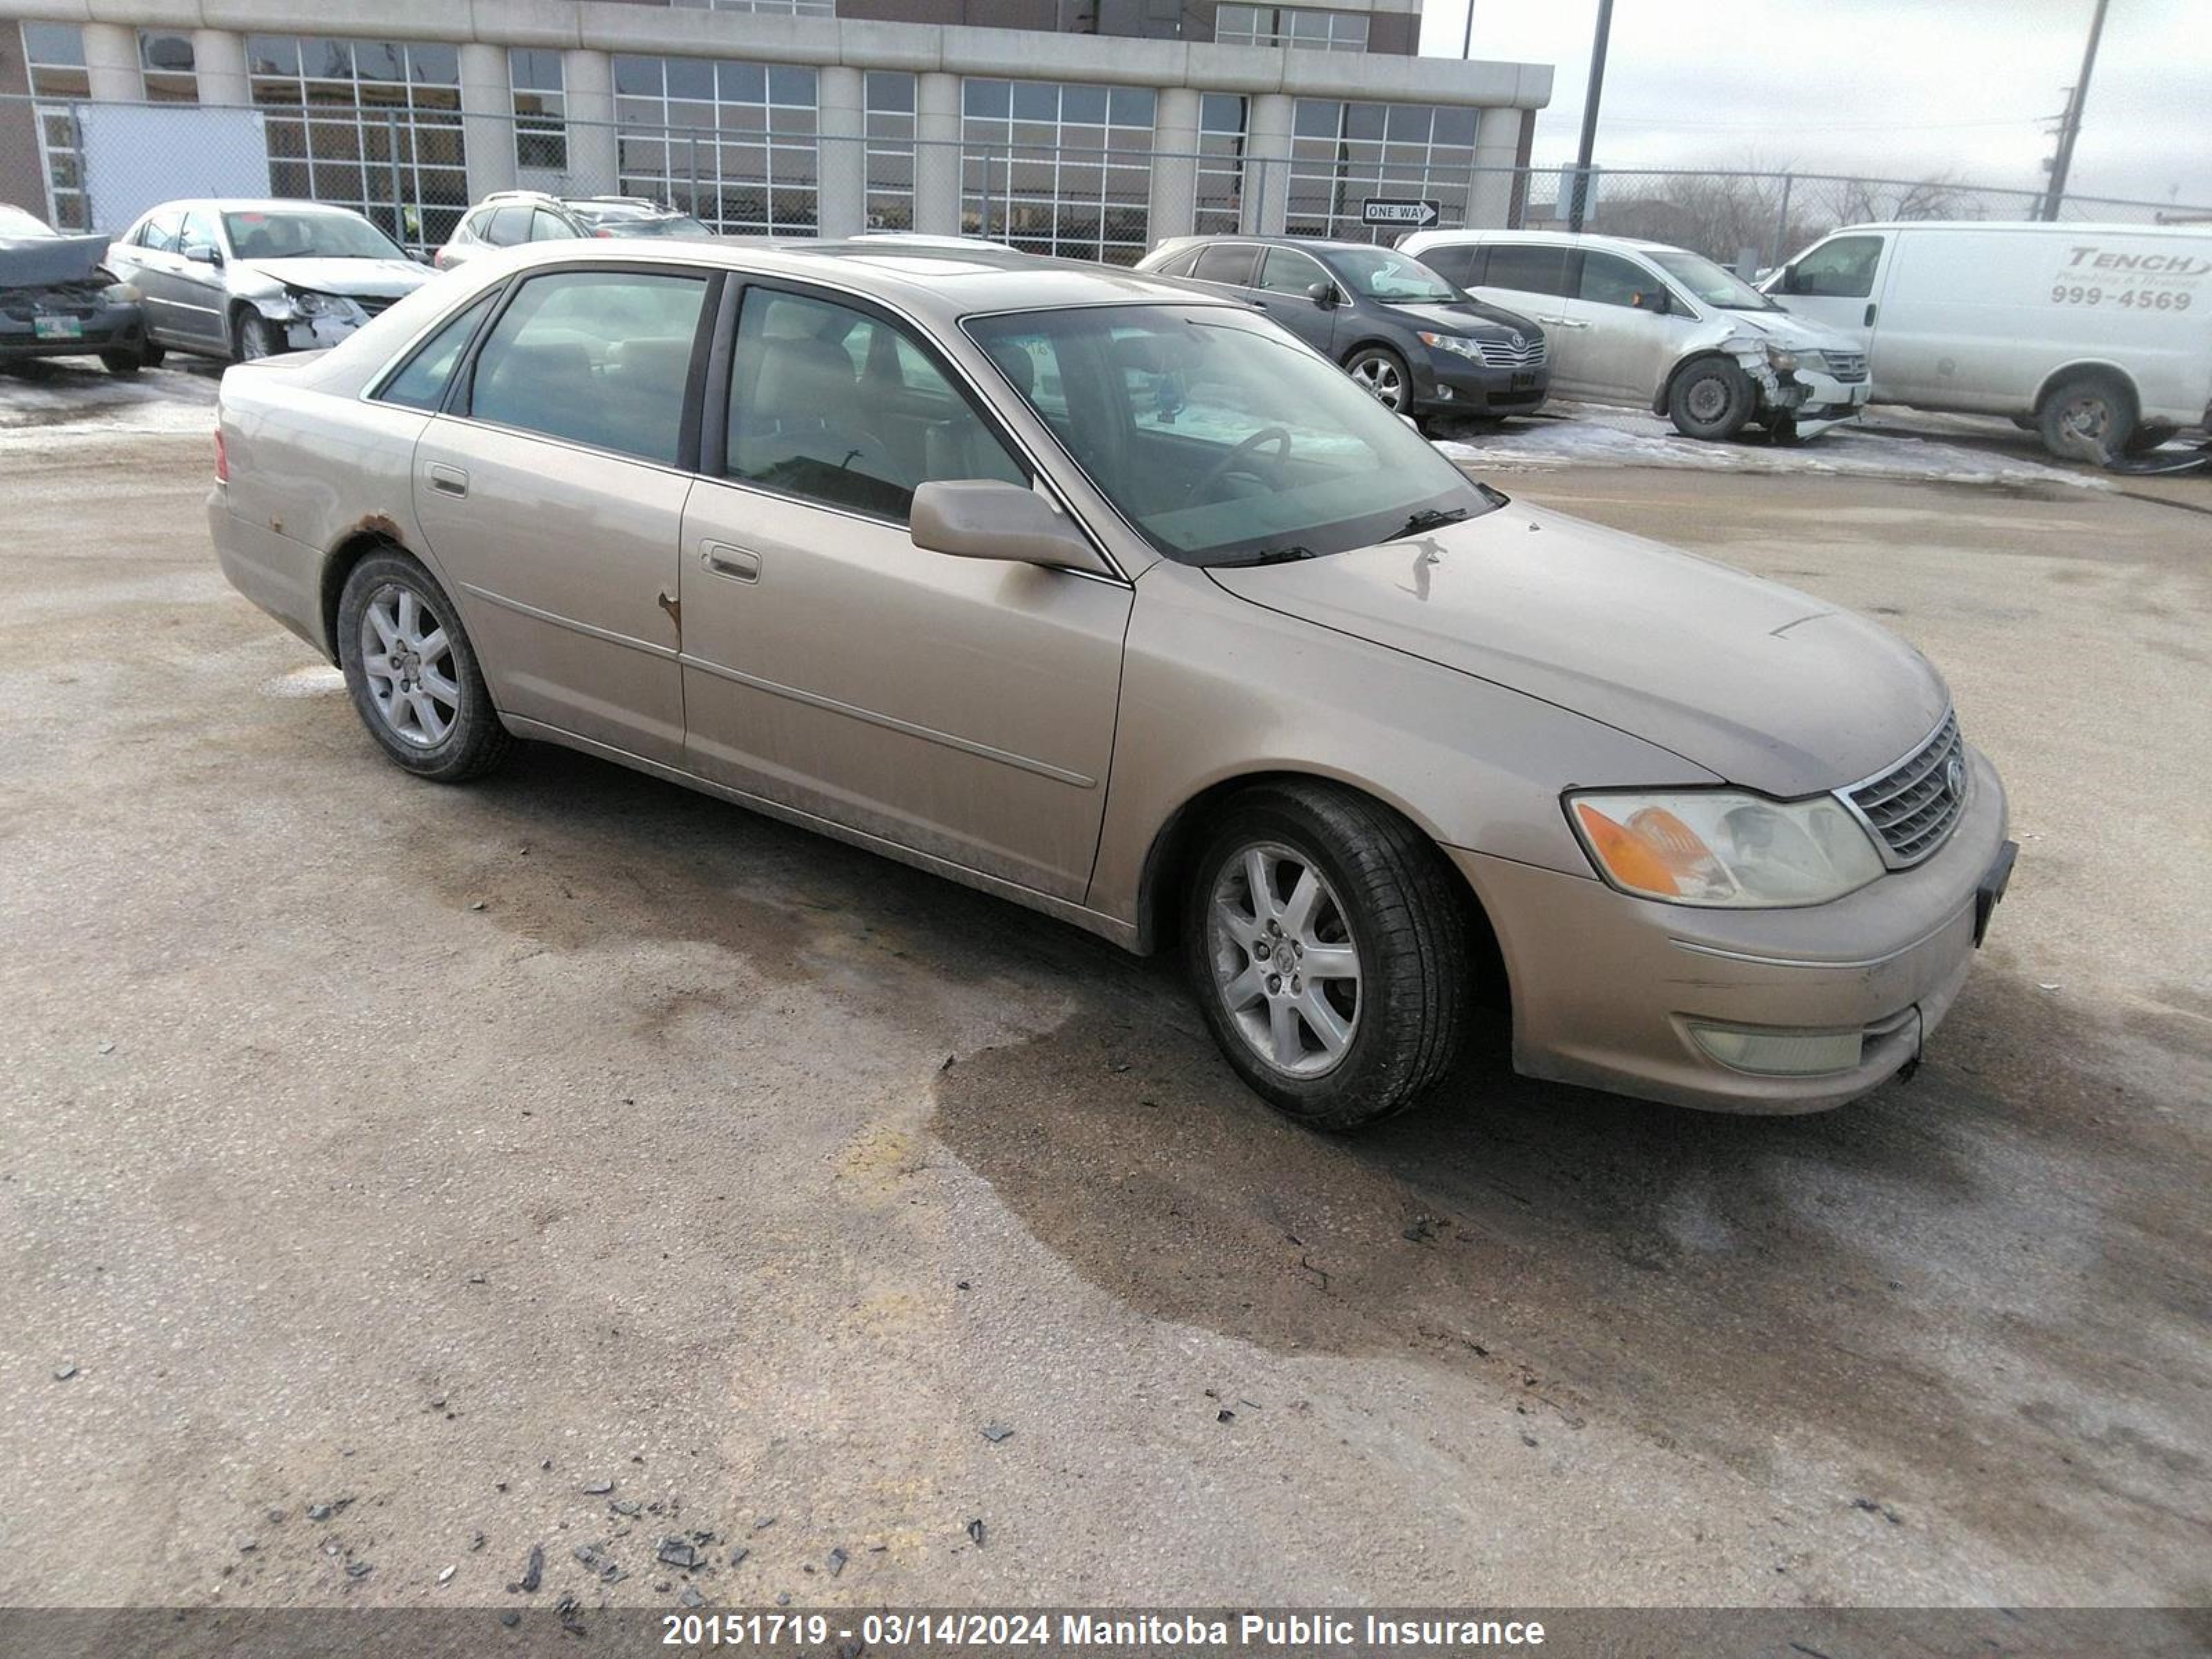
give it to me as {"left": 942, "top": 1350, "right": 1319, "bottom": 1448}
{"left": 34, "top": 315, "right": 84, "bottom": 340}
{"left": 1509, "top": 372, "right": 1537, "bottom": 391}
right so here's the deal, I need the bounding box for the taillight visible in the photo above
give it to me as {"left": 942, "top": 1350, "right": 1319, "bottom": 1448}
{"left": 594, "top": 227, "right": 615, "bottom": 238}
{"left": 214, "top": 429, "right": 229, "bottom": 482}
{"left": 433, "top": 247, "right": 451, "bottom": 268}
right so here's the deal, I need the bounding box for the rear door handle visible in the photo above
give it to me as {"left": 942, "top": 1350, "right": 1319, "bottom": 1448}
{"left": 702, "top": 541, "right": 760, "bottom": 582}
{"left": 427, "top": 463, "right": 469, "bottom": 498}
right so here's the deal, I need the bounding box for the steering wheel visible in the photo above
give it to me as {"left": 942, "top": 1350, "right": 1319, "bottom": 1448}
{"left": 1184, "top": 426, "right": 1293, "bottom": 506}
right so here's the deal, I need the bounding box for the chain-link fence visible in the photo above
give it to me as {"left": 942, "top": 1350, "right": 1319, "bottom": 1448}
{"left": 8, "top": 93, "right": 2209, "bottom": 272}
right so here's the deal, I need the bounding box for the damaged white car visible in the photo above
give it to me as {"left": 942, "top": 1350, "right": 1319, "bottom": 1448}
{"left": 102, "top": 200, "right": 431, "bottom": 364}
{"left": 1402, "top": 229, "right": 1871, "bottom": 441}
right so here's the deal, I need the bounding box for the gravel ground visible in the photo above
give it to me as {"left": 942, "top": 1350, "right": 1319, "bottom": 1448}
{"left": 1, "top": 374, "right": 2209, "bottom": 1613}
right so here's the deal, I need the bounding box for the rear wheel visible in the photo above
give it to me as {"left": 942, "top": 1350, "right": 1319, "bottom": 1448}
{"left": 2036, "top": 370, "right": 2137, "bottom": 462}
{"left": 1667, "top": 357, "right": 1756, "bottom": 440}
{"left": 1344, "top": 346, "right": 1412, "bottom": 415}
{"left": 139, "top": 338, "right": 166, "bottom": 368}
{"left": 336, "top": 550, "right": 513, "bottom": 783}
{"left": 1182, "top": 781, "right": 1470, "bottom": 1132}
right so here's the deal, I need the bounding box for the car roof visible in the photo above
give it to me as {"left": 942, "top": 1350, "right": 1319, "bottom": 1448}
{"left": 479, "top": 238, "right": 1239, "bottom": 323}
{"left": 1403, "top": 228, "right": 1686, "bottom": 257}
{"left": 129, "top": 198, "right": 377, "bottom": 221}
{"left": 1149, "top": 234, "right": 1398, "bottom": 256}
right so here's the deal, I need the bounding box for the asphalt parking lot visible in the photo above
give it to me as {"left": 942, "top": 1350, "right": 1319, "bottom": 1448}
{"left": 3, "top": 368, "right": 2209, "bottom": 1611}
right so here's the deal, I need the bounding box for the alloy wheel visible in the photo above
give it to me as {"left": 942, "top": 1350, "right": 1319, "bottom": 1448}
{"left": 359, "top": 581, "right": 459, "bottom": 748}
{"left": 1207, "top": 841, "right": 1362, "bottom": 1079}
{"left": 1349, "top": 355, "right": 1407, "bottom": 411}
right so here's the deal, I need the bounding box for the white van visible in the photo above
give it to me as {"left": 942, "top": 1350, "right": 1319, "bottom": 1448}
{"left": 1765, "top": 221, "right": 2212, "bottom": 460}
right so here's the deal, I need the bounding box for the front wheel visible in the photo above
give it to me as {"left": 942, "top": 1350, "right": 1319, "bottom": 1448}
{"left": 1344, "top": 346, "right": 1413, "bottom": 415}
{"left": 1667, "top": 357, "right": 1756, "bottom": 440}
{"left": 336, "top": 550, "right": 513, "bottom": 782}
{"left": 233, "top": 309, "right": 279, "bottom": 362}
{"left": 1183, "top": 781, "right": 1471, "bottom": 1132}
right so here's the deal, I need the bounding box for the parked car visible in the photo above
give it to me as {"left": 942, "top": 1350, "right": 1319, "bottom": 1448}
{"left": 102, "top": 200, "right": 432, "bottom": 363}
{"left": 1136, "top": 235, "right": 1548, "bottom": 424}
{"left": 1762, "top": 220, "right": 2212, "bottom": 460}
{"left": 207, "top": 240, "right": 2014, "bottom": 1130}
{"left": 0, "top": 203, "right": 151, "bottom": 375}
{"left": 434, "top": 192, "right": 712, "bottom": 270}
{"left": 1401, "top": 228, "right": 1871, "bottom": 440}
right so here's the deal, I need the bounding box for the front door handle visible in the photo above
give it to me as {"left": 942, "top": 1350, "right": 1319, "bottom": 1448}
{"left": 702, "top": 541, "right": 760, "bottom": 582}
{"left": 1864, "top": 302, "right": 1878, "bottom": 327}
{"left": 427, "top": 463, "right": 469, "bottom": 498}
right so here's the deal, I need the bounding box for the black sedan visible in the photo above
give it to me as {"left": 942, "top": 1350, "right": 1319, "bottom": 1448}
{"left": 1136, "top": 234, "right": 1548, "bottom": 424}
{"left": 0, "top": 203, "right": 151, "bottom": 375}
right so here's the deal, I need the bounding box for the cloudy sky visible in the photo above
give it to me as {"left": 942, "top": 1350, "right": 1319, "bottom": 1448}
{"left": 1416, "top": 0, "right": 2212, "bottom": 210}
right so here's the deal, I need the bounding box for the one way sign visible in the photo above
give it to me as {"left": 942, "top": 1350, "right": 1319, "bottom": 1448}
{"left": 1362, "top": 198, "right": 1441, "bottom": 227}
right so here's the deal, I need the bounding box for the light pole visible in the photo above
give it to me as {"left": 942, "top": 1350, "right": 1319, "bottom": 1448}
{"left": 2041, "top": 0, "right": 2110, "bottom": 221}
{"left": 1567, "top": 0, "right": 1614, "bottom": 232}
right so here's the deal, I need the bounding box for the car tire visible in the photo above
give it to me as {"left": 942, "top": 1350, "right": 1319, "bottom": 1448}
{"left": 233, "top": 308, "right": 278, "bottom": 363}
{"left": 2037, "top": 370, "right": 2137, "bottom": 462}
{"left": 1344, "top": 346, "right": 1413, "bottom": 415}
{"left": 1182, "top": 780, "right": 1470, "bottom": 1132}
{"left": 99, "top": 350, "right": 142, "bottom": 377}
{"left": 336, "top": 550, "right": 513, "bottom": 784}
{"left": 1666, "top": 357, "right": 1756, "bottom": 440}
{"left": 1765, "top": 413, "right": 1802, "bottom": 446}
{"left": 138, "top": 339, "right": 167, "bottom": 368}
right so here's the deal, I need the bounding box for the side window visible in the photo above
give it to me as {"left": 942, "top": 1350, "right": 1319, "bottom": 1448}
{"left": 485, "top": 205, "right": 533, "bottom": 246}
{"left": 1191, "top": 244, "right": 1260, "bottom": 287}
{"left": 1257, "top": 247, "right": 1329, "bottom": 296}
{"left": 467, "top": 270, "right": 709, "bottom": 465}
{"left": 1580, "top": 251, "right": 1658, "bottom": 308}
{"left": 727, "top": 288, "right": 1025, "bottom": 523}
{"left": 140, "top": 212, "right": 182, "bottom": 253}
{"left": 1150, "top": 248, "right": 1199, "bottom": 277}
{"left": 378, "top": 290, "right": 499, "bottom": 411}
{"left": 1787, "top": 234, "right": 1884, "bottom": 299}
{"left": 1483, "top": 243, "right": 1573, "bottom": 297}
{"left": 1419, "top": 243, "right": 1483, "bottom": 286}
{"left": 529, "top": 209, "right": 574, "bottom": 243}
{"left": 179, "top": 211, "right": 221, "bottom": 259}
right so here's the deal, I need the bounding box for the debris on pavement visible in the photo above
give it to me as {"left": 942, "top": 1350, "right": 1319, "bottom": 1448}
{"left": 827, "top": 1546, "right": 848, "bottom": 1578}
{"left": 982, "top": 1423, "right": 1014, "bottom": 1443}
{"left": 53, "top": 1362, "right": 77, "bottom": 1381}
{"left": 520, "top": 1544, "right": 544, "bottom": 1593}
{"left": 966, "top": 1518, "right": 986, "bottom": 1548}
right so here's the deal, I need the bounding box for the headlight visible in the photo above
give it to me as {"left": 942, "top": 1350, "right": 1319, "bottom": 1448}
{"left": 1566, "top": 789, "right": 1884, "bottom": 908}
{"left": 278, "top": 288, "right": 352, "bottom": 319}
{"left": 1765, "top": 344, "right": 1799, "bottom": 374}
{"left": 1418, "top": 330, "right": 1485, "bottom": 360}
{"left": 102, "top": 281, "right": 142, "bottom": 303}
{"left": 1790, "top": 348, "right": 1828, "bottom": 374}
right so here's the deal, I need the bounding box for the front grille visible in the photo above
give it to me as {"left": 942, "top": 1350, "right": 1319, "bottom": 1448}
{"left": 1475, "top": 335, "right": 1547, "bottom": 369}
{"left": 1820, "top": 350, "right": 1868, "bottom": 384}
{"left": 1844, "top": 711, "right": 1967, "bottom": 867}
{"left": 353, "top": 295, "right": 397, "bottom": 318}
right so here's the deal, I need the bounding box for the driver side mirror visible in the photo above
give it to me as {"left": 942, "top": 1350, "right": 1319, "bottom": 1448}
{"left": 184, "top": 243, "right": 221, "bottom": 266}
{"left": 1306, "top": 280, "right": 1338, "bottom": 308}
{"left": 910, "top": 480, "right": 1105, "bottom": 575}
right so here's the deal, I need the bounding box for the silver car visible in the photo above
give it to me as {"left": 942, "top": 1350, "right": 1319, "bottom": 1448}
{"left": 207, "top": 240, "right": 2015, "bottom": 1130}
{"left": 104, "top": 198, "right": 432, "bottom": 363}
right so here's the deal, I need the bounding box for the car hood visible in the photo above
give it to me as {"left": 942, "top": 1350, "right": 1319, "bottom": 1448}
{"left": 1375, "top": 298, "right": 1539, "bottom": 337}
{"left": 1208, "top": 503, "right": 1948, "bottom": 796}
{"left": 237, "top": 256, "right": 431, "bottom": 298}
{"left": 1710, "top": 306, "right": 1858, "bottom": 350}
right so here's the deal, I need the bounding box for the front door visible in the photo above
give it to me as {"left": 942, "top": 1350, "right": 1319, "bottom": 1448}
{"left": 678, "top": 282, "right": 1131, "bottom": 901}
{"left": 411, "top": 264, "right": 715, "bottom": 767}
{"left": 1249, "top": 246, "right": 1342, "bottom": 355}
{"left": 1564, "top": 249, "right": 1691, "bottom": 404}
{"left": 1772, "top": 232, "right": 1888, "bottom": 345}
{"left": 171, "top": 209, "right": 233, "bottom": 349}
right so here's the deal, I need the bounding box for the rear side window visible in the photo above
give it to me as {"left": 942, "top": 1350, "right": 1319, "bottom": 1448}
{"left": 1150, "top": 248, "right": 1199, "bottom": 277}
{"left": 1192, "top": 244, "right": 1260, "bottom": 287}
{"left": 1483, "top": 243, "right": 1574, "bottom": 297}
{"left": 1787, "top": 234, "right": 1883, "bottom": 299}
{"left": 529, "top": 209, "right": 574, "bottom": 242}
{"left": 379, "top": 290, "right": 498, "bottom": 411}
{"left": 485, "top": 205, "right": 532, "bottom": 246}
{"left": 467, "top": 270, "right": 709, "bottom": 465}
{"left": 727, "top": 288, "right": 1024, "bottom": 522}
{"left": 1419, "top": 243, "right": 1483, "bottom": 286}
{"left": 138, "top": 212, "right": 182, "bottom": 252}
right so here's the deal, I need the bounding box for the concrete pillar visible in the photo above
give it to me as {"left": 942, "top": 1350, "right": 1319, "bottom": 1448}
{"left": 816, "top": 64, "right": 863, "bottom": 239}
{"left": 913, "top": 70, "right": 960, "bottom": 236}
{"left": 563, "top": 48, "right": 619, "bottom": 197}
{"left": 191, "top": 30, "right": 252, "bottom": 108}
{"left": 81, "top": 22, "right": 144, "bottom": 102}
{"left": 1145, "top": 84, "right": 1198, "bottom": 248}
{"left": 1465, "top": 107, "right": 1526, "bottom": 229}
{"left": 1242, "top": 93, "right": 1292, "bottom": 236}
{"left": 459, "top": 43, "right": 517, "bottom": 202}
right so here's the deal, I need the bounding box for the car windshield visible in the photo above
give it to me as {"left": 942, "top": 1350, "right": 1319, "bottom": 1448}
{"left": 1326, "top": 247, "right": 1460, "bottom": 302}
{"left": 221, "top": 209, "right": 404, "bottom": 261}
{"left": 965, "top": 303, "right": 1493, "bottom": 568}
{"left": 0, "top": 204, "right": 56, "bottom": 238}
{"left": 1648, "top": 247, "right": 1779, "bottom": 310}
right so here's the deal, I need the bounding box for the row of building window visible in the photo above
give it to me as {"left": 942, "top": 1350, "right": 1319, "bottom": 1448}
{"left": 1214, "top": 6, "right": 1370, "bottom": 53}
{"left": 15, "top": 24, "right": 1488, "bottom": 250}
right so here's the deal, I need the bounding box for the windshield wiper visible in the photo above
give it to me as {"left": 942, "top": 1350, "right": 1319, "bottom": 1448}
{"left": 1210, "top": 543, "right": 1318, "bottom": 568}
{"left": 1395, "top": 507, "right": 1473, "bottom": 537}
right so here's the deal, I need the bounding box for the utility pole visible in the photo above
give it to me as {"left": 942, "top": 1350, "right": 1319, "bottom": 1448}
{"left": 1567, "top": 0, "right": 1614, "bottom": 232}
{"left": 2040, "top": 0, "right": 2110, "bottom": 221}
{"left": 1461, "top": 0, "right": 1474, "bottom": 59}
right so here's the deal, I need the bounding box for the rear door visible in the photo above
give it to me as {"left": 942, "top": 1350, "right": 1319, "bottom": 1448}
{"left": 410, "top": 263, "right": 715, "bottom": 766}
{"left": 112, "top": 212, "right": 186, "bottom": 339}
{"left": 1475, "top": 242, "right": 1588, "bottom": 392}
{"left": 676, "top": 281, "right": 1132, "bottom": 901}
{"left": 1250, "top": 246, "right": 1342, "bottom": 355}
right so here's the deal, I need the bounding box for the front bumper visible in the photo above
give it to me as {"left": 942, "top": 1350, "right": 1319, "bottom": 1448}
{"left": 1416, "top": 350, "right": 1550, "bottom": 416}
{"left": 1793, "top": 366, "right": 1872, "bottom": 427}
{"left": 1449, "top": 745, "right": 2012, "bottom": 1114}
